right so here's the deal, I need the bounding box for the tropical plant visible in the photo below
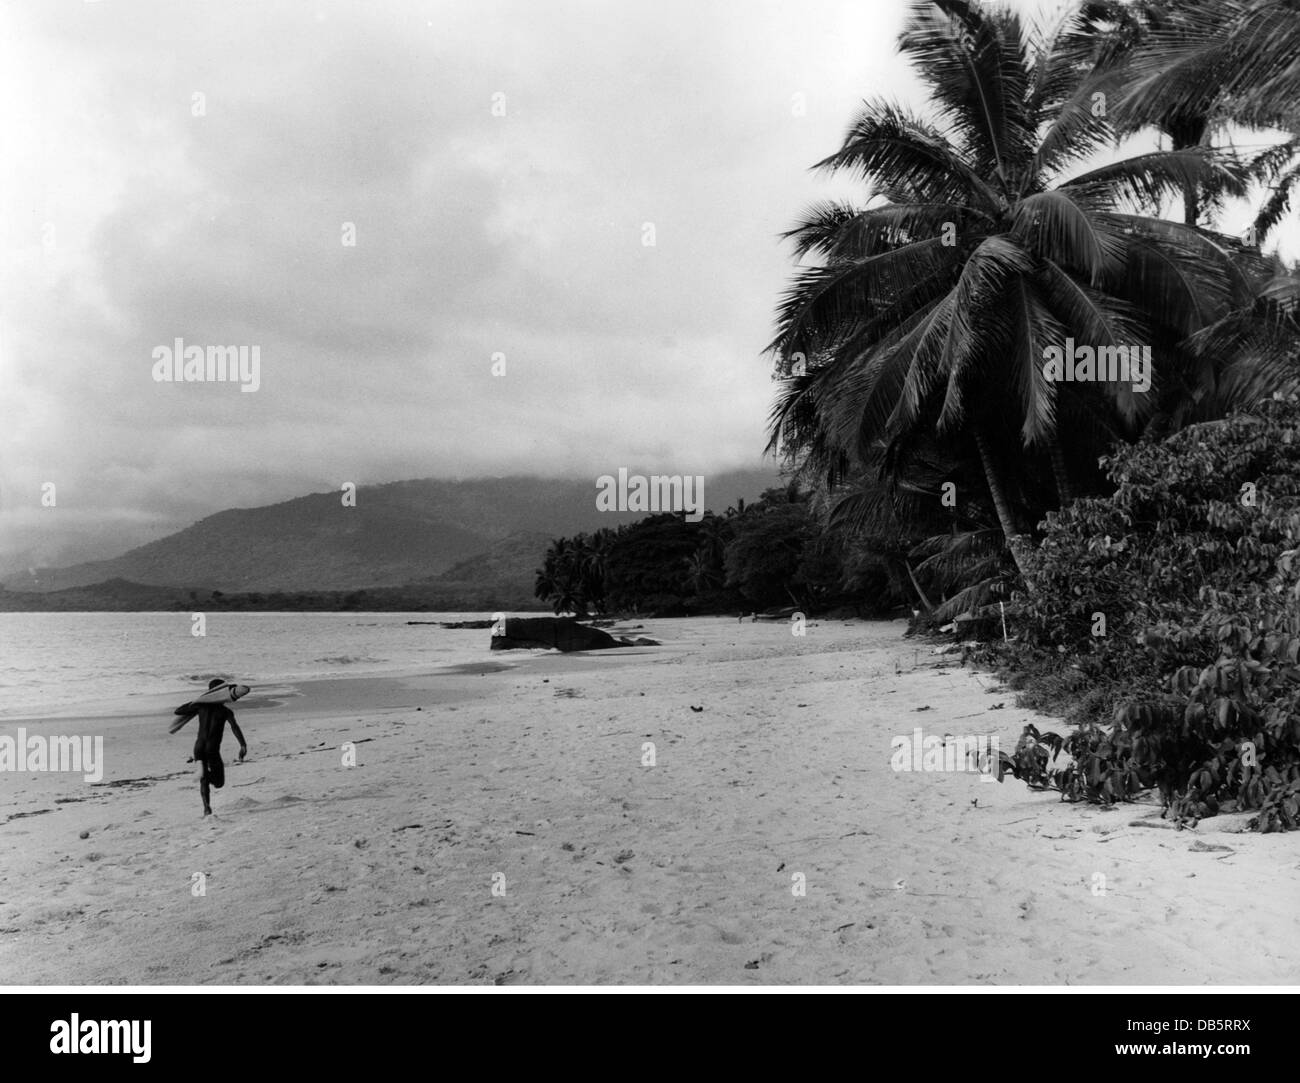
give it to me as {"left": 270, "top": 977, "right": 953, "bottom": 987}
{"left": 1117, "top": 0, "right": 1300, "bottom": 143}
{"left": 767, "top": 0, "right": 1254, "bottom": 589}
{"left": 999, "top": 396, "right": 1300, "bottom": 830}
{"left": 723, "top": 497, "right": 817, "bottom": 609}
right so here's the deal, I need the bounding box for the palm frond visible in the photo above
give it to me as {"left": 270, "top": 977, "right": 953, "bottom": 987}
{"left": 1118, "top": 0, "right": 1300, "bottom": 133}
{"left": 930, "top": 575, "right": 1008, "bottom": 623}
{"left": 897, "top": 0, "right": 1034, "bottom": 187}
{"left": 815, "top": 99, "right": 1003, "bottom": 211}
{"left": 767, "top": 237, "right": 959, "bottom": 360}
{"left": 1009, "top": 189, "right": 1122, "bottom": 284}
{"left": 1064, "top": 148, "right": 1249, "bottom": 213}
{"left": 1254, "top": 161, "right": 1300, "bottom": 242}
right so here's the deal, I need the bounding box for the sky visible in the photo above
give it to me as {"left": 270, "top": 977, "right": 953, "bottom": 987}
{"left": 1, "top": 0, "right": 1295, "bottom": 571}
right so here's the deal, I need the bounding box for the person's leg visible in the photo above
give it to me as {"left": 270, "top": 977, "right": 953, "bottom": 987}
{"left": 198, "top": 758, "right": 212, "bottom": 816}
{"left": 207, "top": 754, "right": 225, "bottom": 791}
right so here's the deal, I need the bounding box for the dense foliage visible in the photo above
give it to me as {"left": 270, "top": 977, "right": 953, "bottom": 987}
{"left": 999, "top": 398, "right": 1300, "bottom": 829}
{"left": 533, "top": 488, "right": 872, "bottom": 617}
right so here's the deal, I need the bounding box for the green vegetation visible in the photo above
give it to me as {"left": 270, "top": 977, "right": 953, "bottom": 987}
{"left": 533, "top": 488, "right": 866, "bottom": 617}
{"left": 994, "top": 399, "right": 1300, "bottom": 830}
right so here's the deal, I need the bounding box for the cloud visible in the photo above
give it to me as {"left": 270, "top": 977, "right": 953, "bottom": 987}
{"left": 0, "top": 0, "right": 931, "bottom": 568}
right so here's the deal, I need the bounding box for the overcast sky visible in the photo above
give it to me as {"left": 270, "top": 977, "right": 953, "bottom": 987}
{"left": 1, "top": 0, "right": 1294, "bottom": 570}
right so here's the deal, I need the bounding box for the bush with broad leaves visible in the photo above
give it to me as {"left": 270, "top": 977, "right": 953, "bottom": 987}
{"left": 1005, "top": 399, "right": 1300, "bottom": 830}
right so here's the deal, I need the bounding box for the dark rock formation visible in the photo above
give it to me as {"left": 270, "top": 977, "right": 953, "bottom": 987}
{"left": 490, "top": 617, "right": 626, "bottom": 652}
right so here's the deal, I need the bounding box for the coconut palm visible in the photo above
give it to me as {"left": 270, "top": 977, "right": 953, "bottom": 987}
{"left": 767, "top": 0, "right": 1252, "bottom": 586}
{"left": 828, "top": 434, "right": 1011, "bottom": 617}
{"left": 578, "top": 530, "right": 611, "bottom": 612}
{"left": 685, "top": 549, "right": 722, "bottom": 593}
{"left": 1118, "top": 0, "right": 1300, "bottom": 139}
{"left": 698, "top": 513, "right": 730, "bottom": 567}
{"left": 1082, "top": 1, "right": 1300, "bottom": 408}
{"left": 1067, "top": 1, "right": 1217, "bottom": 226}
{"left": 534, "top": 535, "right": 595, "bottom": 615}
{"left": 1074, "top": 1, "right": 1300, "bottom": 242}
{"left": 1187, "top": 261, "right": 1300, "bottom": 400}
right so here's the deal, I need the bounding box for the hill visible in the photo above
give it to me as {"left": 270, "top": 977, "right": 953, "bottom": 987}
{"left": 3, "top": 470, "right": 780, "bottom": 597}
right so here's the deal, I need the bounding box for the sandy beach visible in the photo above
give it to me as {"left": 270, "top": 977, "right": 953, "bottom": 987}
{"left": 1, "top": 617, "right": 1297, "bottom": 986}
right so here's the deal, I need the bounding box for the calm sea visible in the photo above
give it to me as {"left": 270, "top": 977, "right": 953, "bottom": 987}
{"left": 0, "top": 612, "right": 510, "bottom": 718}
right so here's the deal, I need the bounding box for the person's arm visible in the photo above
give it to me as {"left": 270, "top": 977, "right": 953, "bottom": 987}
{"left": 228, "top": 712, "right": 248, "bottom": 760}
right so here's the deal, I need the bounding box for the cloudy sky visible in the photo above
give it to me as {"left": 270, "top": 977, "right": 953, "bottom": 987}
{"left": 0, "top": 0, "right": 1293, "bottom": 571}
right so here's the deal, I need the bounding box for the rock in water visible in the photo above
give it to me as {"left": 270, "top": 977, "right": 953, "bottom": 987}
{"left": 490, "top": 617, "right": 626, "bottom": 652}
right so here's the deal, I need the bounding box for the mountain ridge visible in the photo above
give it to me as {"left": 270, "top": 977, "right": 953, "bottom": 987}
{"left": 4, "top": 469, "right": 782, "bottom": 596}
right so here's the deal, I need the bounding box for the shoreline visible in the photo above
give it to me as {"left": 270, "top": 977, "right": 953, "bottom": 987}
{"left": 0, "top": 611, "right": 695, "bottom": 725}
{"left": 1, "top": 616, "right": 1297, "bottom": 985}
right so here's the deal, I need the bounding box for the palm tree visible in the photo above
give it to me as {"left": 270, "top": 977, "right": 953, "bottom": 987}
{"left": 1118, "top": 0, "right": 1300, "bottom": 138}
{"left": 828, "top": 434, "right": 1010, "bottom": 616}
{"left": 1102, "top": 1, "right": 1300, "bottom": 402}
{"left": 685, "top": 549, "right": 722, "bottom": 593}
{"left": 534, "top": 535, "right": 589, "bottom": 615}
{"left": 1067, "top": 1, "right": 1215, "bottom": 226}
{"left": 698, "top": 513, "right": 730, "bottom": 566}
{"left": 1107, "top": 0, "right": 1300, "bottom": 247}
{"left": 579, "top": 530, "right": 611, "bottom": 612}
{"left": 1076, "top": 1, "right": 1300, "bottom": 241}
{"left": 767, "top": 0, "right": 1250, "bottom": 587}
{"left": 1187, "top": 260, "right": 1300, "bottom": 399}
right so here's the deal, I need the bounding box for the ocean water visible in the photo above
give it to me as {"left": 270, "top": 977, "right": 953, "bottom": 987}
{"left": 0, "top": 611, "right": 510, "bottom": 718}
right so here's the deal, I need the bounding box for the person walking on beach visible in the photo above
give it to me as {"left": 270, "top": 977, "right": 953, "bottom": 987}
{"left": 169, "top": 678, "right": 248, "bottom": 816}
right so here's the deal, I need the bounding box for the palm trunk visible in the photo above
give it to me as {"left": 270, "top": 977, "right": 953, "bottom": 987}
{"left": 1049, "top": 440, "right": 1072, "bottom": 507}
{"left": 1171, "top": 123, "right": 1205, "bottom": 229}
{"left": 905, "top": 559, "right": 934, "bottom": 613}
{"left": 974, "top": 428, "right": 1036, "bottom": 593}
{"left": 885, "top": 554, "right": 931, "bottom": 613}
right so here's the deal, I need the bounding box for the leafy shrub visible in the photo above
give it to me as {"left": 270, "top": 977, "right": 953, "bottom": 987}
{"left": 1003, "top": 722, "right": 1155, "bottom": 804}
{"left": 1005, "top": 399, "right": 1300, "bottom": 830}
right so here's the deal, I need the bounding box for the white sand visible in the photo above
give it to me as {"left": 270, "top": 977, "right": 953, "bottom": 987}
{"left": 1, "top": 617, "right": 1296, "bottom": 985}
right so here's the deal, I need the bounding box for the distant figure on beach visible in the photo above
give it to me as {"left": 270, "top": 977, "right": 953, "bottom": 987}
{"left": 169, "top": 678, "right": 248, "bottom": 816}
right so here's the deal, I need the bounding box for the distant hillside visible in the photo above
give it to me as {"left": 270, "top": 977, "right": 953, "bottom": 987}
{"left": 415, "top": 530, "right": 555, "bottom": 607}
{"left": 0, "top": 578, "right": 190, "bottom": 612}
{"left": 0, "top": 577, "right": 550, "bottom": 613}
{"left": 4, "top": 470, "right": 781, "bottom": 596}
